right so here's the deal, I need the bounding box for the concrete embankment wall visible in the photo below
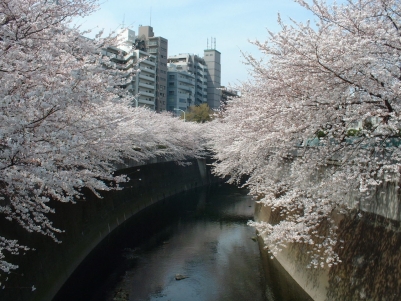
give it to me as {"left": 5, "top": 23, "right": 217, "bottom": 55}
{"left": 255, "top": 204, "right": 328, "bottom": 301}
{"left": 347, "top": 180, "right": 401, "bottom": 222}
{"left": 0, "top": 158, "right": 218, "bottom": 301}
{"left": 255, "top": 185, "right": 401, "bottom": 301}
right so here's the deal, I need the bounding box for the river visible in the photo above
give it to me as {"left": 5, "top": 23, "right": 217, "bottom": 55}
{"left": 52, "top": 184, "right": 312, "bottom": 301}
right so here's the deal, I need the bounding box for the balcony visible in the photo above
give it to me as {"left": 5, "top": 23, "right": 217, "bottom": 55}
{"left": 178, "top": 78, "right": 194, "bottom": 85}
{"left": 138, "top": 98, "right": 155, "bottom": 106}
{"left": 141, "top": 60, "right": 156, "bottom": 67}
{"left": 139, "top": 73, "right": 155, "bottom": 80}
{"left": 139, "top": 82, "right": 155, "bottom": 89}
{"left": 141, "top": 67, "right": 156, "bottom": 74}
{"left": 179, "top": 85, "right": 194, "bottom": 93}
{"left": 178, "top": 91, "right": 190, "bottom": 97}
{"left": 139, "top": 90, "right": 155, "bottom": 97}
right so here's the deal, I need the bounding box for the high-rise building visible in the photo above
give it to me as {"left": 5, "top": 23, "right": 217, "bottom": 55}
{"left": 167, "top": 54, "right": 208, "bottom": 106}
{"left": 167, "top": 63, "right": 195, "bottom": 113}
{"left": 114, "top": 28, "right": 222, "bottom": 111}
{"left": 103, "top": 29, "right": 157, "bottom": 110}
{"left": 137, "top": 26, "right": 168, "bottom": 112}
{"left": 132, "top": 50, "right": 157, "bottom": 109}
{"left": 204, "top": 49, "right": 222, "bottom": 109}
{"left": 168, "top": 49, "right": 222, "bottom": 110}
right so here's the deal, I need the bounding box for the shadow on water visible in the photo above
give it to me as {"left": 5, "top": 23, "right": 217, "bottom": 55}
{"left": 52, "top": 184, "right": 311, "bottom": 301}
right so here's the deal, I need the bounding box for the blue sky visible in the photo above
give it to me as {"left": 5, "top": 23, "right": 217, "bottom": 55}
{"left": 77, "top": 0, "right": 323, "bottom": 86}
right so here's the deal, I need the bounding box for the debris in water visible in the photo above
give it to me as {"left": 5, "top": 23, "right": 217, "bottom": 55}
{"left": 175, "top": 274, "right": 188, "bottom": 280}
{"left": 113, "top": 288, "right": 129, "bottom": 301}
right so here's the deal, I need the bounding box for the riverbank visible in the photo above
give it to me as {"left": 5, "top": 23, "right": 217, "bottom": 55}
{"left": 0, "top": 158, "right": 219, "bottom": 301}
{"left": 52, "top": 184, "right": 267, "bottom": 301}
{"left": 255, "top": 203, "right": 401, "bottom": 301}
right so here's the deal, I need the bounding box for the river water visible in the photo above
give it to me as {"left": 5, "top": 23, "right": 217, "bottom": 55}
{"left": 53, "top": 184, "right": 312, "bottom": 301}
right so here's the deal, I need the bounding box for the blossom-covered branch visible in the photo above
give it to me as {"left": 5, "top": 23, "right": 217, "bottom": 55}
{"left": 209, "top": 0, "right": 401, "bottom": 267}
{"left": 0, "top": 0, "right": 206, "bottom": 282}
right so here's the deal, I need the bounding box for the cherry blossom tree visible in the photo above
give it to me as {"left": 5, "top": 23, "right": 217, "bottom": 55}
{"left": 209, "top": 0, "right": 401, "bottom": 267}
{"left": 0, "top": 0, "right": 205, "bottom": 280}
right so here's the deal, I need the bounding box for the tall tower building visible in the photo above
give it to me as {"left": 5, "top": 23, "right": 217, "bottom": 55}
{"left": 167, "top": 54, "right": 208, "bottom": 106}
{"left": 168, "top": 47, "right": 222, "bottom": 110}
{"left": 137, "top": 26, "right": 168, "bottom": 112}
{"left": 204, "top": 49, "right": 222, "bottom": 109}
{"left": 108, "top": 29, "right": 157, "bottom": 110}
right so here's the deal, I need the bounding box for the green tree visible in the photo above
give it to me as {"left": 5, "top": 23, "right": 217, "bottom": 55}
{"left": 185, "top": 104, "right": 214, "bottom": 123}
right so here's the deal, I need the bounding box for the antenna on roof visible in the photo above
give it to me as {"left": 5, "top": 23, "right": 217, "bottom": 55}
{"left": 150, "top": 6, "right": 152, "bottom": 26}
{"left": 122, "top": 14, "right": 125, "bottom": 29}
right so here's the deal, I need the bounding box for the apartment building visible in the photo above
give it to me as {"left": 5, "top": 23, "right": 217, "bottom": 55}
{"left": 132, "top": 50, "right": 157, "bottom": 108}
{"left": 167, "top": 63, "right": 195, "bottom": 113}
{"left": 168, "top": 48, "right": 222, "bottom": 110}
{"left": 137, "top": 26, "right": 168, "bottom": 112}
{"left": 103, "top": 29, "right": 157, "bottom": 110}
{"left": 167, "top": 54, "right": 208, "bottom": 106}
{"left": 109, "top": 28, "right": 222, "bottom": 111}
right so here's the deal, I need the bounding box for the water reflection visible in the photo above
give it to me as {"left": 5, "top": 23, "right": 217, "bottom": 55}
{"left": 100, "top": 186, "right": 264, "bottom": 301}
{"left": 53, "top": 185, "right": 311, "bottom": 301}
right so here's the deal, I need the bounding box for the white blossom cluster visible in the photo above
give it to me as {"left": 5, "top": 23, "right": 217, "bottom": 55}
{"left": 209, "top": 0, "right": 401, "bottom": 267}
{"left": 0, "top": 0, "right": 206, "bottom": 281}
